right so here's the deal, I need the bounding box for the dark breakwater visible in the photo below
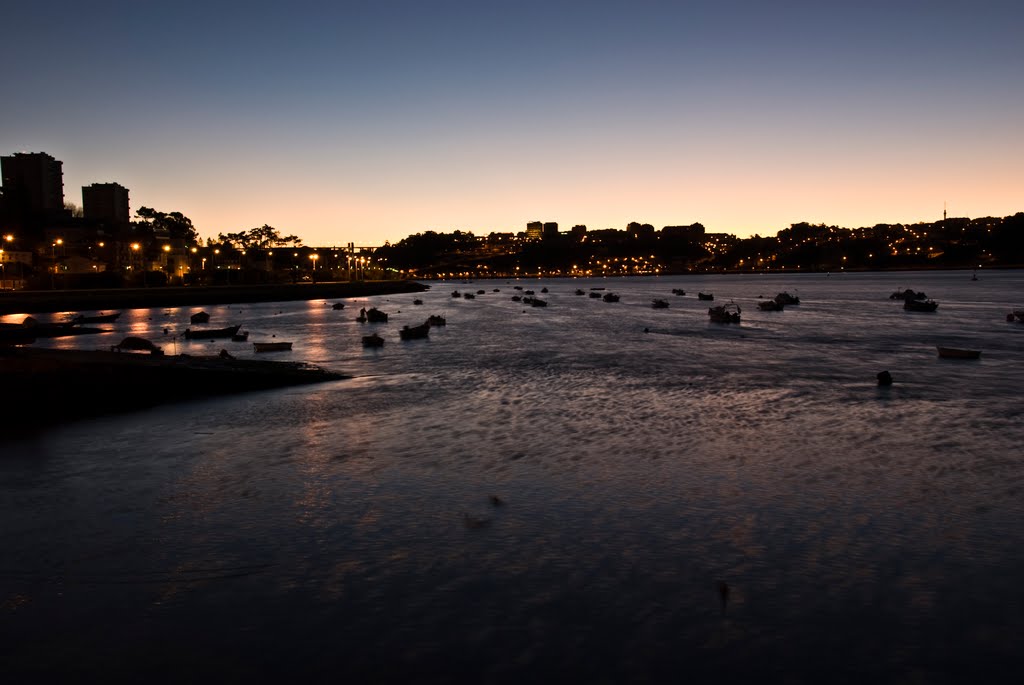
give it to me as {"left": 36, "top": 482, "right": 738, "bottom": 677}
{"left": 0, "top": 280, "right": 429, "bottom": 315}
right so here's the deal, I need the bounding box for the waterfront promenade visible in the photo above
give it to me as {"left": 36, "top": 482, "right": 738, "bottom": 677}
{"left": 0, "top": 280, "right": 429, "bottom": 315}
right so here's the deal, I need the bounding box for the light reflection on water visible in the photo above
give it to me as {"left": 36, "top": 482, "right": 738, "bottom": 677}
{"left": 2, "top": 271, "right": 1024, "bottom": 682}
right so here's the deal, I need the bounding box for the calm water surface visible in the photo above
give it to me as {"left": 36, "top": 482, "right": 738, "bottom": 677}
{"left": 2, "top": 271, "right": 1023, "bottom": 683}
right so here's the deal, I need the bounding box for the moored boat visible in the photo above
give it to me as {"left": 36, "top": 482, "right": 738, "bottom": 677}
{"left": 357, "top": 307, "right": 389, "bottom": 323}
{"left": 758, "top": 299, "right": 784, "bottom": 311}
{"left": 774, "top": 292, "right": 800, "bottom": 306}
{"left": 253, "top": 341, "right": 293, "bottom": 352}
{"left": 72, "top": 311, "right": 121, "bottom": 324}
{"left": 698, "top": 292, "right": 714, "bottom": 301}
{"left": 190, "top": 311, "right": 211, "bottom": 324}
{"left": 399, "top": 322, "right": 431, "bottom": 340}
{"left": 904, "top": 298, "right": 939, "bottom": 312}
{"left": 651, "top": 299, "right": 669, "bottom": 309}
{"left": 602, "top": 293, "right": 620, "bottom": 302}
{"left": 362, "top": 333, "right": 385, "bottom": 347}
{"left": 427, "top": 315, "right": 446, "bottom": 326}
{"left": 184, "top": 324, "right": 242, "bottom": 339}
{"left": 708, "top": 302, "right": 741, "bottom": 323}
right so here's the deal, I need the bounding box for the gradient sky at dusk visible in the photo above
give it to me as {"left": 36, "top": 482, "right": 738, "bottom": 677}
{"left": 3, "top": 1, "right": 1022, "bottom": 246}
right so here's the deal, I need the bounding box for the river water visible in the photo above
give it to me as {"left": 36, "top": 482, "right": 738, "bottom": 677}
{"left": 2, "top": 270, "right": 1023, "bottom": 683}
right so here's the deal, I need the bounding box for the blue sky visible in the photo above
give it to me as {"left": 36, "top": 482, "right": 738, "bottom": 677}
{"left": 3, "top": 1, "right": 1022, "bottom": 245}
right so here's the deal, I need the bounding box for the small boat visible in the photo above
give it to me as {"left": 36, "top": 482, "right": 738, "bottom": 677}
{"left": 904, "top": 299, "right": 938, "bottom": 312}
{"left": 476, "top": 289, "right": 485, "bottom": 295}
{"left": 231, "top": 331, "right": 249, "bottom": 342}
{"left": 184, "top": 324, "right": 242, "bottom": 339}
{"left": 774, "top": 292, "right": 800, "bottom": 306}
{"left": 357, "top": 307, "right": 389, "bottom": 323}
{"left": 362, "top": 333, "right": 384, "bottom": 347}
{"left": 332, "top": 302, "right": 346, "bottom": 310}
{"left": 708, "top": 302, "right": 741, "bottom": 323}
{"left": 427, "top": 315, "right": 446, "bottom": 326}
{"left": 72, "top": 312, "right": 121, "bottom": 324}
{"left": 936, "top": 346, "right": 980, "bottom": 359}
{"left": 511, "top": 295, "right": 522, "bottom": 302}
{"left": 253, "top": 341, "right": 293, "bottom": 352}
{"left": 671, "top": 289, "right": 686, "bottom": 296}
{"left": 412, "top": 299, "right": 423, "bottom": 305}
{"left": 541, "top": 287, "right": 548, "bottom": 293}
{"left": 758, "top": 300, "right": 784, "bottom": 311}
{"left": 651, "top": 299, "right": 669, "bottom": 309}
{"left": 513, "top": 286, "right": 523, "bottom": 290}
{"left": 451, "top": 290, "right": 461, "bottom": 298}
{"left": 399, "top": 322, "right": 431, "bottom": 340}
{"left": 575, "top": 289, "right": 585, "bottom": 296}
{"left": 111, "top": 336, "right": 163, "bottom": 354}
{"left": 1011, "top": 310, "right": 1024, "bottom": 323}
{"left": 530, "top": 298, "right": 547, "bottom": 307}
{"left": 463, "top": 292, "right": 475, "bottom": 300}
{"left": 190, "top": 311, "right": 211, "bottom": 324}
{"left": 524, "top": 290, "right": 535, "bottom": 295}
{"left": 891, "top": 289, "right": 927, "bottom": 301}
{"left": 588, "top": 292, "right": 602, "bottom": 299}
{"left": 602, "top": 293, "right": 620, "bottom": 302}
{"left": 697, "top": 292, "right": 714, "bottom": 301}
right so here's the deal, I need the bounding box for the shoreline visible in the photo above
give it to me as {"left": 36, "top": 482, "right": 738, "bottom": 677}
{"left": 0, "top": 347, "right": 347, "bottom": 435}
{"left": 0, "top": 280, "right": 429, "bottom": 315}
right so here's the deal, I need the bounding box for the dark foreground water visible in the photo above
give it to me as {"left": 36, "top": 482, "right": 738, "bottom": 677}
{"left": 2, "top": 271, "right": 1023, "bottom": 683}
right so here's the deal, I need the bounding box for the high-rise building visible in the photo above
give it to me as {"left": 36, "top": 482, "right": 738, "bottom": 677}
{"left": 526, "top": 221, "right": 543, "bottom": 240}
{"left": 542, "top": 222, "right": 559, "bottom": 239}
{"left": 0, "top": 152, "right": 65, "bottom": 213}
{"left": 83, "top": 182, "right": 130, "bottom": 226}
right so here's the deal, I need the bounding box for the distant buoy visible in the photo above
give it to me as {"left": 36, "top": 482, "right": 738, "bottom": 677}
{"left": 877, "top": 370, "right": 893, "bottom": 386}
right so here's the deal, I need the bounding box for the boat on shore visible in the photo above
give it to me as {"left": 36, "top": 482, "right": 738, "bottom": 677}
{"left": 936, "top": 346, "right": 981, "bottom": 359}
{"left": 111, "top": 336, "right": 163, "bottom": 354}
{"left": 253, "top": 341, "right": 293, "bottom": 352}
{"left": 184, "top": 324, "right": 242, "bottom": 340}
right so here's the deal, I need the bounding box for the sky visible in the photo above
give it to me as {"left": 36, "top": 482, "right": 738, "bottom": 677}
{"left": 2, "top": 0, "right": 1022, "bottom": 246}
